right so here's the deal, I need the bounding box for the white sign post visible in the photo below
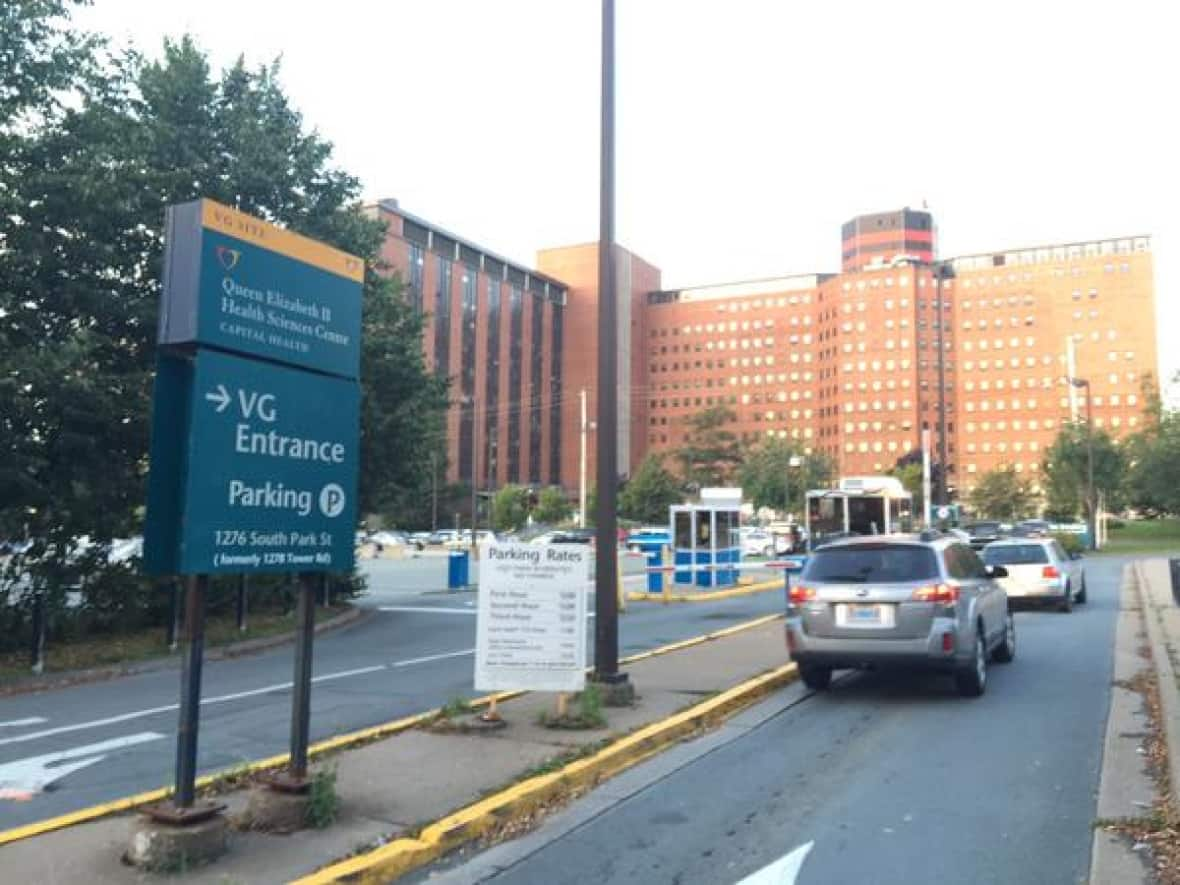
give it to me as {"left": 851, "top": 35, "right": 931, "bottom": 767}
{"left": 475, "top": 543, "right": 589, "bottom": 693}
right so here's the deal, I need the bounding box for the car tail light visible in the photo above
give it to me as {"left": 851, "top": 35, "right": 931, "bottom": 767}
{"left": 1042, "top": 566, "right": 1060, "bottom": 579}
{"left": 789, "top": 585, "right": 816, "bottom": 604}
{"left": 942, "top": 632, "right": 955, "bottom": 653}
{"left": 911, "top": 583, "right": 959, "bottom": 603}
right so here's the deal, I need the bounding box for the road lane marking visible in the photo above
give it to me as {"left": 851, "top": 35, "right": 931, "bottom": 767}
{"left": 392, "top": 649, "right": 475, "bottom": 668}
{"left": 735, "top": 841, "right": 814, "bottom": 885}
{"left": 0, "top": 719, "right": 48, "bottom": 729}
{"left": 0, "top": 732, "right": 165, "bottom": 799}
{"left": 0, "top": 705, "right": 178, "bottom": 748}
{"left": 379, "top": 606, "right": 478, "bottom": 614}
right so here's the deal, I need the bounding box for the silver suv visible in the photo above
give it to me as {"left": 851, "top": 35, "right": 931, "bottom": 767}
{"left": 785, "top": 533, "right": 1014, "bottom": 697}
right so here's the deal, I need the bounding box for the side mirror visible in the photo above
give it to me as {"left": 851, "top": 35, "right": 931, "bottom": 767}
{"left": 987, "top": 565, "right": 1009, "bottom": 579}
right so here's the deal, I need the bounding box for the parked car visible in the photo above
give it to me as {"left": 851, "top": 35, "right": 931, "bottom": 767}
{"left": 981, "top": 538, "right": 1085, "bottom": 612}
{"left": 427, "top": 529, "right": 460, "bottom": 546}
{"left": 1010, "top": 519, "right": 1052, "bottom": 538}
{"left": 741, "top": 529, "right": 777, "bottom": 557}
{"left": 549, "top": 529, "right": 595, "bottom": 545}
{"left": 785, "top": 533, "right": 1014, "bottom": 697}
{"left": 962, "top": 520, "right": 1004, "bottom": 550}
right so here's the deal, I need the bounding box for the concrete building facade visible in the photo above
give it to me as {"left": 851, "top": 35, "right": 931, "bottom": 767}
{"left": 370, "top": 199, "right": 1157, "bottom": 506}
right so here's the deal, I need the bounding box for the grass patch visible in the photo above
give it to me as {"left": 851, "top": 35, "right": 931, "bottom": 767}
{"left": 1098, "top": 519, "right": 1180, "bottom": 556}
{"left": 537, "top": 684, "right": 608, "bottom": 730}
{"left": 0, "top": 604, "right": 352, "bottom": 684}
{"left": 307, "top": 767, "right": 339, "bottom": 829}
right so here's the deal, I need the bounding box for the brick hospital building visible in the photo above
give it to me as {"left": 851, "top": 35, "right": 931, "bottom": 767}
{"left": 366, "top": 200, "right": 1157, "bottom": 503}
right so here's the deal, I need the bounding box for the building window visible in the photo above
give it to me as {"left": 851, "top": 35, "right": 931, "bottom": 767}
{"left": 434, "top": 257, "right": 453, "bottom": 376}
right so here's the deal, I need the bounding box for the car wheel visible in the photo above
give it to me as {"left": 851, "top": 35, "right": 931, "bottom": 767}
{"left": 1059, "top": 582, "right": 1073, "bottom": 613}
{"left": 1076, "top": 575, "right": 1088, "bottom": 605}
{"left": 992, "top": 610, "right": 1016, "bottom": 663}
{"left": 762, "top": 544, "right": 773, "bottom": 558}
{"left": 955, "top": 631, "right": 988, "bottom": 697}
{"left": 799, "top": 664, "right": 832, "bottom": 691}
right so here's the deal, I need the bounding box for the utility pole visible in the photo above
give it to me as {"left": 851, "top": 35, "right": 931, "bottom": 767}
{"left": 934, "top": 263, "right": 950, "bottom": 506}
{"left": 593, "top": 0, "right": 628, "bottom": 696}
{"left": 430, "top": 451, "right": 438, "bottom": 532}
{"left": 1070, "top": 377, "right": 1096, "bottom": 550}
{"left": 470, "top": 396, "right": 479, "bottom": 558}
{"left": 579, "top": 388, "right": 588, "bottom": 527}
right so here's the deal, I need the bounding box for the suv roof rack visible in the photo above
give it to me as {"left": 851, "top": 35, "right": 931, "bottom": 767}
{"left": 918, "top": 529, "right": 943, "bottom": 542}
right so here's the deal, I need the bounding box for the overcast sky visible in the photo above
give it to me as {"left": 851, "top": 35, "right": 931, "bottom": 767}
{"left": 77, "top": 0, "right": 1178, "bottom": 392}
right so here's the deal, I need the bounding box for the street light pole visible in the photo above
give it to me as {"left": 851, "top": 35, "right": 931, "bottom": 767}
{"left": 469, "top": 396, "right": 479, "bottom": 558}
{"left": 1069, "top": 376, "right": 1096, "bottom": 550}
{"left": 594, "top": 0, "right": 627, "bottom": 693}
{"left": 934, "top": 263, "right": 950, "bottom": 507}
{"left": 579, "top": 388, "right": 588, "bottom": 528}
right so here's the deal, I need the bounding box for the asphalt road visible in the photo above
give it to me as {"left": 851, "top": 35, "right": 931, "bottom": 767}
{"left": 423, "top": 556, "right": 1130, "bottom": 885}
{"left": 0, "top": 561, "right": 782, "bottom": 829}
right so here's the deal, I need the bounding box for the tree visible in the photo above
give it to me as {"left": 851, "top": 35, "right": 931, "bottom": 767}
{"left": 1041, "top": 424, "right": 1126, "bottom": 522}
{"left": 967, "top": 465, "right": 1036, "bottom": 520}
{"left": 1124, "top": 410, "right": 1180, "bottom": 516}
{"left": 738, "top": 438, "right": 834, "bottom": 517}
{"left": 891, "top": 462, "right": 925, "bottom": 518}
{"left": 533, "top": 487, "right": 573, "bottom": 525}
{"left": 618, "top": 454, "right": 682, "bottom": 524}
{"left": 0, "top": 33, "right": 446, "bottom": 625}
{"left": 675, "top": 406, "right": 742, "bottom": 490}
{"left": 490, "top": 485, "right": 530, "bottom": 532}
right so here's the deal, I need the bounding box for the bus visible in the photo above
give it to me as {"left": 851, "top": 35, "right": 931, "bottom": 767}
{"left": 805, "top": 476, "right": 913, "bottom": 549}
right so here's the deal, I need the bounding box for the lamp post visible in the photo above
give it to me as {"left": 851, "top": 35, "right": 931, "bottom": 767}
{"left": 934, "top": 262, "right": 951, "bottom": 507}
{"left": 1069, "top": 376, "right": 1096, "bottom": 550}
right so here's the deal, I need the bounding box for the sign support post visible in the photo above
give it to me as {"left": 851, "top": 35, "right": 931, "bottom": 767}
{"left": 134, "top": 199, "right": 363, "bottom": 858}
{"left": 174, "top": 575, "right": 207, "bottom": 810}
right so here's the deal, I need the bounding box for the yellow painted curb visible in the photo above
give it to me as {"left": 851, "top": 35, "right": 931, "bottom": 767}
{"left": 0, "top": 614, "right": 782, "bottom": 846}
{"left": 626, "top": 577, "right": 784, "bottom": 603}
{"left": 292, "top": 660, "right": 799, "bottom": 885}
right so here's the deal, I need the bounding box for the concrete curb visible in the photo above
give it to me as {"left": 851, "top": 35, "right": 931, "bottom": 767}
{"left": 0, "top": 604, "right": 368, "bottom": 699}
{"left": 1088, "top": 563, "right": 1154, "bottom": 885}
{"left": 291, "top": 661, "right": 799, "bottom": 885}
{"left": 0, "top": 613, "right": 784, "bottom": 847}
{"left": 625, "top": 577, "right": 784, "bottom": 603}
{"left": 1135, "top": 559, "right": 1180, "bottom": 802}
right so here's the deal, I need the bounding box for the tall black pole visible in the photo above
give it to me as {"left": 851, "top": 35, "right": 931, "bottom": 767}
{"left": 174, "top": 575, "right": 207, "bottom": 808}
{"left": 288, "top": 573, "right": 316, "bottom": 782}
{"left": 594, "top": 0, "right": 623, "bottom": 684}
{"left": 1085, "top": 382, "right": 1096, "bottom": 550}
{"left": 935, "top": 264, "right": 950, "bottom": 506}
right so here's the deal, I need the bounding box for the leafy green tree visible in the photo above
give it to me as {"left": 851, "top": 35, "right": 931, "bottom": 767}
{"left": 618, "top": 454, "right": 682, "bottom": 524}
{"left": 490, "top": 485, "right": 530, "bottom": 532}
{"left": 738, "top": 438, "right": 834, "bottom": 517}
{"left": 675, "top": 406, "right": 742, "bottom": 490}
{"left": 1124, "top": 410, "right": 1180, "bottom": 516}
{"left": 0, "top": 30, "right": 445, "bottom": 653}
{"left": 967, "top": 465, "right": 1036, "bottom": 521}
{"left": 1041, "top": 424, "right": 1126, "bottom": 522}
{"left": 533, "top": 487, "right": 573, "bottom": 525}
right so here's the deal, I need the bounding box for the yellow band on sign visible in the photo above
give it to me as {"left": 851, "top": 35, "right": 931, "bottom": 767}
{"left": 200, "top": 199, "right": 365, "bottom": 283}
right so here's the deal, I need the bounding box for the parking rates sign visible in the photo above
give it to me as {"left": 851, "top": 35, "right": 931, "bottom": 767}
{"left": 144, "top": 199, "right": 363, "bottom": 576}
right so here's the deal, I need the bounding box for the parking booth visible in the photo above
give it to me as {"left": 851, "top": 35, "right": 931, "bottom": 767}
{"left": 671, "top": 490, "right": 742, "bottom": 589}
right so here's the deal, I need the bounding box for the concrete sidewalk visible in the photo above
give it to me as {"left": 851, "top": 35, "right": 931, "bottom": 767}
{"left": 1090, "top": 558, "right": 1180, "bottom": 883}
{"left": 0, "top": 618, "right": 792, "bottom": 884}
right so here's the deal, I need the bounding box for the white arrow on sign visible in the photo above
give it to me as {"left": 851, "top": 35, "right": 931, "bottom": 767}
{"left": 0, "top": 731, "right": 164, "bottom": 800}
{"left": 204, "top": 384, "right": 231, "bottom": 413}
{"left": 734, "top": 841, "right": 814, "bottom": 885}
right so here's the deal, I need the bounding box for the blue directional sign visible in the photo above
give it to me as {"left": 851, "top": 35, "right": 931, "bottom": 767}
{"left": 145, "top": 199, "right": 363, "bottom": 577}
{"left": 158, "top": 199, "right": 363, "bottom": 379}
{"left": 144, "top": 349, "right": 359, "bottom": 575}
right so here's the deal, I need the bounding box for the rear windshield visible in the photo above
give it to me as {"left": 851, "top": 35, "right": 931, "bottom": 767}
{"left": 983, "top": 544, "right": 1049, "bottom": 565}
{"left": 966, "top": 522, "right": 1001, "bottom": 536}
{"left": 801, "top": 545, "right": 940, "bottom": 583}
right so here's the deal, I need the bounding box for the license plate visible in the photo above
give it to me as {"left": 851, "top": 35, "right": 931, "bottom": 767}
{"left": 849, "top": 604, "right": 882, "bottom": 624}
